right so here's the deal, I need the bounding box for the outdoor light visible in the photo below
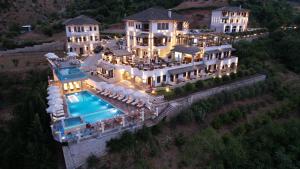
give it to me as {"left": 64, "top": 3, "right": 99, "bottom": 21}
{"left": 166, "top": 87, "right": 170, "bottom": 92}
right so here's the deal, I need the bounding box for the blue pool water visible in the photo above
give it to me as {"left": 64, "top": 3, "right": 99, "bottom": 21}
{"left": 55, "top": 67, "right": 87, "bottom": 82}
{"left": 64, "top": 117, "right": 82, "bottom": 128}
{"left": 66, "top": 91, "right": 123, "bottom": 124}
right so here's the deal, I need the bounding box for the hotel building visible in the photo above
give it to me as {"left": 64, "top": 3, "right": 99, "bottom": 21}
{"left": 97, "top": 7, "right": 238, "bottom": 88}
{"left": 64, "top": 15, "right": 101, "bottom": 55}
{"left": 210, "top": 6, "right": 249, "bottom": 33}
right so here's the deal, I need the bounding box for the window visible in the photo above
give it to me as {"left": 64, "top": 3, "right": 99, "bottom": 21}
{"left": 90, "top": 26, "right": 92, "bottom": 31}
{"left": 128, "top": 21, "right": 134, "bottom": 27}
{"left": 81, "top": 27, "right": 84, "bottom": 32}
{"left": 157, "top": 23, "right": 169, "bottom": 30}
{"left": 136, "top": 24, "right": 141, "bottom": 29}
{"left": 225, "top": 26, "right": 230, "bottom": 33}
{"left": 239, "top": 26, "right": 243, "bottom": 32}
{"left": 94, "top": 26, "right": 97, "bottom": 31}
{"left": 90, "top": 36, "right": 93, "bottom": 41}
{"left": 130, "top": 36, "right": 133, "bottom": 40}
{"left": 74, "top": 27, "right": 77, "bottom": 32}
{"left": 68, "top": 27, "right": 71, "bottom": 32}
{"left": 170, "top": 75, "right": 174, "bottom": 82}
{"left": 77, "top": 27, "right": 81, "bottom": 32}
{"left": 157, "top": 76, "right": 161, "bottom": 83}
{"left": 67, "top": 37, "right": 71, "bottom": 42}
{"left": 183, "top": 72, "right": 186, "bottom": 77}
{"left": 83, "top": 37, "right": 86, "bottom": 41}
{"left": 232, "top": 26, "right": 237, "bottom": 33}
{"left": 163, "top": 75, "right": 166, "bottom": 82}
{"left": 95, "top": 36, "right": 98, "bottom": 41}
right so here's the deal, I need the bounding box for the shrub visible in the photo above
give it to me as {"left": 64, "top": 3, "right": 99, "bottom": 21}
{"left": 174, "top": 133, "right": 186, "bottom": 147}
{"left": 174, "top": 87, "right": 184, "bottom": 95}
{"left": 86, "top": 155, "right": 98, "bottom": 169}
{"left": 195, "top": 80, "right": 204, "bottom": 89}
{"left": 222, "top": 75, "right": 231, "bottom": 82}
{"left": 230, "top": 72, "right": 237, "bottom": 80}
{"left": 184, "top": 82, "right": 195, "bottom": 92}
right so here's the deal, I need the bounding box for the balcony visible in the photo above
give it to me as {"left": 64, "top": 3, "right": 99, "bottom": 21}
{"left": 137, "top": 42, "right": 149, "bottom": 46}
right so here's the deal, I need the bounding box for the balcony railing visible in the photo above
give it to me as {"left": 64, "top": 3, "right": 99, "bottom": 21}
{"left": 137, "top": 42, "right": 148, "bottom": 46}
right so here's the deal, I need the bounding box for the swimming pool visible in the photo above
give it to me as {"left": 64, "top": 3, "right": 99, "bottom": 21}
{"left": 55, "top": 67, "right": 87, "bottom": 82}
{"left": 66, "top": 91, "right": 123, "bottom": 124}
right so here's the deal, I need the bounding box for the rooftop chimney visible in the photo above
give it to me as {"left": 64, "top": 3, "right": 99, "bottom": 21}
{"left": 168, "top": 9, "right": 172, "bottom": 18}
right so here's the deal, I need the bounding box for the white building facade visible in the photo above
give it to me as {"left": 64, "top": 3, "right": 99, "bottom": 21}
{"left": 64, "top": 15, "right": 100, "bottom": 55}
{"left": 124, "top": 8, "right": 189, "bottom": 60}
{"left": 97, "top": 7, "right": 239, "bottom": 88}
{"left": 211, "top": 6, "right": 249, "bottom": 33}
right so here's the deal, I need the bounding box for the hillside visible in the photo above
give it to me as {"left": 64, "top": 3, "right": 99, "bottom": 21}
{"left": 0, "top": 0, "right": 73, "bottom": 31}
{"left": 174, "top": 0, "right": 228, "bottom": 28}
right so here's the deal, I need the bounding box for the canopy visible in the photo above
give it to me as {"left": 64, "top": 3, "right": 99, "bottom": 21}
{"left": 47, "top": 90, "right": 60, "bottom": 95}
{"left": 47, "top": 93, "right": 61, "bottom": 100}
{"left": 95, "top": 82, "right": 107, "bottom": 90}
{"left": 111, "top": 86, "right": 125, "bottom": 94}
{"left": 46, "top": 104, "right": 63, "bottom": 113}
{"left": 45, "top": 53, "right": 59, "bottom": 59}
{"left": 67, "top": 52, "right": 78, "bottom": 58}
{"left": 103, "top": 84, "right": 115, "bottom": 90}
{"left": 48, "top": 98, "right": 63, "bottom": 105}
{"left": 47, "top": 86, "right": 59, "bottom": 91}
{"left": 124, "top": 89, "right": 135, "bottom": 96}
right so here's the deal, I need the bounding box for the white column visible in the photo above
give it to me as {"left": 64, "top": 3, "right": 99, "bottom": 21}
{"left": 141, "top": 108, "right": 145, "bottom": 121}
{"left": 101, "top": 121, "right": 105, "bottom": 133}
{"left": 122, "top": 116, "right": 126, "bottom": 127}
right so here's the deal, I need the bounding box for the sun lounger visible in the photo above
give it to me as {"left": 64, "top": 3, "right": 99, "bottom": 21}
{"left": 131, "top": 100, "right": 139, "bottom": 106}
{"left": 137, "top": 102, "right": 145, "bottom": 108}
{"left": 68, "top": 82, "right": 74, "bottom": 90}
{"left": 109, "top": 93, "right": 116, "bottom": 98}
{"left": 103, "top": 92, "right": 110, "bottom": 96}
{"left": 113, "top": 94, "right": 119, "bottom": 99}
{"left": 118, "top": 95, "right": 125, "bottom": 100}
{"left": 74, "top": 82, "right": 80, "bottom": 89}
{"left": 100, "top": 91, "right": 107, "bottom": 95}
{"left": 126, "top": 98, "right": 134, "bottom": 104}
{"left": 122, "top": 97, "right": 128, "bottom": 102}
{"left": 63, "top": 83, "right": 68, "bottom": 91}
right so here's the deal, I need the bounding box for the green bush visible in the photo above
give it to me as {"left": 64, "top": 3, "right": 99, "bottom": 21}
{"left": 195, "top": 80, "right": 204, "bottom": 89}
{"left": 184, "top": 82, "right": 195, "bottom": 92}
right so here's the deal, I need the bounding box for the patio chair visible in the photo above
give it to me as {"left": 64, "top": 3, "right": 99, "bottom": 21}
{"left": 131, "top": 100, "right": 139, "bottom": 106}
{"left": 126, "top": 98, "right": 134, "bottom": 104}
{"left": 69, "top": 82, "right": 74, "bottom": 90}
{"left": 63, "top": 83, "right": 68, "bottom": 91}
{"left": 103, "top": 91, "right": 110, "bottom": 96}
{"left": 74, "top": 82, "right": 80, "bottom": 89}
{"left": 113, "top": 94, "right": 119, "bottom": 99}
{"left": 122, "top": 97, "right": 128, "bottom": 102}
{"left": 109, "top": 93, "right": 116, "bottom": 98}
{"left": 137, "top": 102, "right": 145, "bottom": 108}
{"left": 118, "top": 95, "right": 125, "bottom": 100}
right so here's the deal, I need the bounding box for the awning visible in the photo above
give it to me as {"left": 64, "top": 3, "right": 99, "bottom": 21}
{"left": 195, "top": 64, "right": 206, "bottom": 70}
{"left": 97, "top": 61, "right": 114, "bottom": 71}
{"left": 221, "top": 47, "right": 236, "bottom": 52}
{"left": 136, "top": 33, "right": 149, "bottom": 38}
{"left": 172, "top": 45, "right": 201, "bottom": 55}
{"left": 154, "top": 33, "right": 168, "bottom": 38}
{"left": 168, "top": 66, "right": 194, "bottom": 75}
{"left": 204, "top": 49, "right": 221, "bottom": 55}
{"left": 112, "top": 49, "right": 132, "bottom": 57}
{"left": 168, "top": 64, "right": 205, "bottom": 75}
